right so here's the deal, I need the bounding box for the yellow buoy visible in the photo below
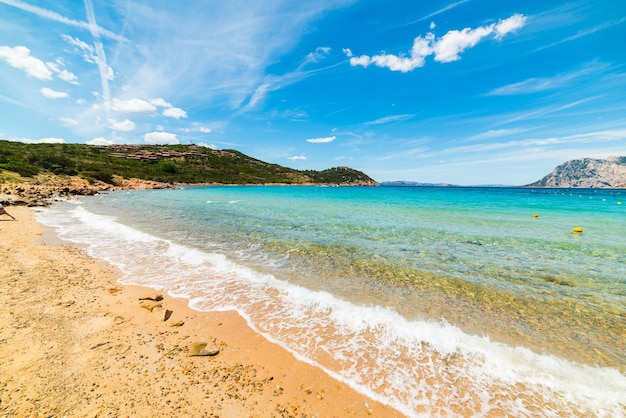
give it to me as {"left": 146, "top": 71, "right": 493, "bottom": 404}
{"left": 532, "top": 213, "right": 539, "bottom": 218}
{"left": 572, "top": 227, "right": 583, "bottom": 233}
{"left": 618, "top": 201, "right": 622, "bottom": 205}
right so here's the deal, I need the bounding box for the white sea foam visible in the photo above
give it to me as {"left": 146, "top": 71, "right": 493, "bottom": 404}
{"left": 36, "top": 202, "right": 626, "bottom": 417}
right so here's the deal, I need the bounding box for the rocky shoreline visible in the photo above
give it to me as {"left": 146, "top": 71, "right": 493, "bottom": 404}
{"left": 0, "top": 174, "right": 175, "bottom": 207}
{"left": 1, "top": 173, "right": 377, "bottom": 207}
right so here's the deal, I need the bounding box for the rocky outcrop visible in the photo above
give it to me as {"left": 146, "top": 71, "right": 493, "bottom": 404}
{"left": 527, "top": 157, "right": 626, "bottom": 188}
{"left": 0, "top": 174, "right": 174, "bottom": 207}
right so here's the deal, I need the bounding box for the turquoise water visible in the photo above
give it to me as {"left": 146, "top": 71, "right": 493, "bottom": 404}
{"left": 38, "top": 186, "right": 626, "bottom": 417}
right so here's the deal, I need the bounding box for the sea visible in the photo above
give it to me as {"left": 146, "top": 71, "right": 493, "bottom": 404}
{"left": 36, "top": 186, "right": 626, "bottom": 417}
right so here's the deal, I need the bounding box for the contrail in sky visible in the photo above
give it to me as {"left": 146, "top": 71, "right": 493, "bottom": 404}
{"left": 84, "top": 0, "right": 111, "bottom": 111}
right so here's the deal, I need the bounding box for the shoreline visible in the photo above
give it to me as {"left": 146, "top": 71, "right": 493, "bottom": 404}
{"left": 0, "top": 174, "right": 378, "bottom": 208}
{"left": 0, "top": 206, "right": 401, "bottom": 417}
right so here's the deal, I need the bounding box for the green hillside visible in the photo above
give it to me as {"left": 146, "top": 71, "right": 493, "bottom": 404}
{"left": 0, "top": 141, "right": 378, "bottom": 186}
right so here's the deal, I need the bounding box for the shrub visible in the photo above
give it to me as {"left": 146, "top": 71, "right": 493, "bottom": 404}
{"left": 157, "top": 160, "right": 180, "bottom": 174}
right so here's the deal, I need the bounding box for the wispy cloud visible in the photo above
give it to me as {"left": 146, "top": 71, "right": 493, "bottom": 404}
{"left": 496, "top": 96, "right": 600, "bottom": 126}
{"left": 373, "top": 128, "right": 626, "bottom": 184}
{"left": 112, "top": 1, "right": 354, "bottom": 112}
{"left": 237, "top": 53, "right": 344, "bottom": 115}
{"left": 418, "top": 0, "right": 471, "bottom": 22}
{"left": 60, "top": 117, "right": 78, "bottom": 126}
{"left": 345, "top": 14, "right": 526, "bottom": 72}
{"left": 365, "top": 114, "right": 414, "bottom": 125}
{"left": 487, "top": 62, "right": 608, "bottom": 95}
{"left": 428, "top": 129, "right": 626, "bottom": 159}
{"left": 535, "top": 17, "right": 626, "bottom": 52}
{"left": 467, "top": 128, "right": 530, "bottom": 141}
{"left": 288, "top": 155, "right": 307, "bottom": 160}
{"left": 0, "top": 0, "right": 126, "bottom": 42}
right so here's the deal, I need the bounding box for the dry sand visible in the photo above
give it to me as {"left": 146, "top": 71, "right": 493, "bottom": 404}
{"left": 0, "top": 206, "right": 403, "bottom": 417}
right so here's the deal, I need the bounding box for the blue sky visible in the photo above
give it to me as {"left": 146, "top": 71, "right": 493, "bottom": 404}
{"left": 1, "top": 0, "right": 625, "bottom": 185}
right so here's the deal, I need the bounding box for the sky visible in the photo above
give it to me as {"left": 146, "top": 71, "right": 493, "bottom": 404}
{"left": 1, "top": 0, "right": 625, "bottom": 185}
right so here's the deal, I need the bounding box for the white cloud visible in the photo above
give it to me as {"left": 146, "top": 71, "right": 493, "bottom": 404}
{"left": 144, "top": 131, "right": 179, "bottom": 144}
{"left": 9, "top": 136, "right": 65, "bottom": 144}
{"left": 197, "top": 142, "right": 217, "bottom": 149}
{"left": 346, "top": 14, "right": 526, "bottom": 71}
{"left": 306, "top": 135, "right": 336, "bottom": 143}
{"left": 40, "top": 87, "right": 68, "bottom": 99}
{"left": 111, "top": 98, "right": 156, "bottom": 114}
{"left": 288, "top": 155, "right": 307, "bottom": 160}
{"left": 45, "top": 59, "right": 79, "bottom": 84}
{"left": 199, "top": 127, "right": 212, "bottom": 133}
{"left": 109, "top": 118, "right": 136, "bottom": 132}
{"left": 494, "top": 13, "right": 527, "bottom": 39}
{"left": 163, "top": 107, "right": 188, "bottom": 119}
{"left": 57, "top": 69, "right": 79, "bottom": 84}
{"left": 0, "top": 46, "right": 52, "bottom": 80}
{"left": 348, "top": 34, "right": 433, "bottom": 72}
{"left": 150, "top": 98, "right": 172, "bottom": 108}
{"left": 87, "top": 137, "right": 114, "bottom": 145}
{"left": 38, "top": 137, "right": 65, "bottom": 143}
{"left": 433, "top": 26, "right": 493, "bottom": 63}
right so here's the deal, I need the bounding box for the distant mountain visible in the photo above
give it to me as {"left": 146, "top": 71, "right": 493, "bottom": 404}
{"left": 381, "top": 181, "right": 456, "bottom": 187}
{"left": 527, "top": 157, "right": 626, "bottom": 188}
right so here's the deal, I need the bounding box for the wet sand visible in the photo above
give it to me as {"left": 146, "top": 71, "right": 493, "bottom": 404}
{"left": 0, "top": 206, "right": 402, "bottom": 417}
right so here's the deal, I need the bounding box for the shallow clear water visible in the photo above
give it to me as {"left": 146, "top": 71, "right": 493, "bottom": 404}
{"left": 38, "top": 186, "right": 626, "bottom": 417}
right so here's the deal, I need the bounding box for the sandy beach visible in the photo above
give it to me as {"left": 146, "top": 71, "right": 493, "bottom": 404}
{"left": 0, "top": 206, "right": 402, "bottom": 417}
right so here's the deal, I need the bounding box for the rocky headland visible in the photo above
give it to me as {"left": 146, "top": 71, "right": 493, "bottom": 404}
{"left": 528, "top": 157, "right": 626, "bottom": 188}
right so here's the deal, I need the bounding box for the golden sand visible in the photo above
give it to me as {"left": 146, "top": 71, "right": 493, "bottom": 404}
{"left": 0, "top": 206, "right": 402, "bottom": 417}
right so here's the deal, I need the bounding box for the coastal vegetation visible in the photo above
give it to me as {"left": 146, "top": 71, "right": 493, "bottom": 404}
{"left": 0, "top": 140, "right": 377, "bottom": 186}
